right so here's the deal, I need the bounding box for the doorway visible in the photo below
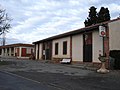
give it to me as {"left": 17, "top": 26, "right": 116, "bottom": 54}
{"left": 42, "top": 41, "right": 52, "bottom": 60}
{"left": 83, "top": 33, "right": 92, "bottom": 62}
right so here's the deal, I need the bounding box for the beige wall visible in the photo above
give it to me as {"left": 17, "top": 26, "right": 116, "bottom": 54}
{"left": 52, "top": 36, "right": 70, "bottom": 58}
{"left": 92, "top": 31, "right": 103, "bottom": 62}
{"left": 72, "top": 34, "right": 83, "bottom": 61}
{"left": 109, "top": 20, "right": 120, "bottom": 50}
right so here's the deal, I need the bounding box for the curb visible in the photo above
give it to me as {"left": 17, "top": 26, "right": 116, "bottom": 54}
{"left": 67, "top": 65, "right": 98, "bottom": 71}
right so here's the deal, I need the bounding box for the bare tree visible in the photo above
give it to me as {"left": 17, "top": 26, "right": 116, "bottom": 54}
{"left": 0, "top": 6, "right": 11, "bottom": 45}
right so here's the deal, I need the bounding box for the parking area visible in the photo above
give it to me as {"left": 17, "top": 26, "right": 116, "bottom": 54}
{"left": 0, "top": 57, "right": 120, "bottom": 90}
{"left": 0, "top": 58, "right": 94, "bottom": 76}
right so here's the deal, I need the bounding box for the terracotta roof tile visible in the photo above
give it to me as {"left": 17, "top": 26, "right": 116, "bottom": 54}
{"left": 0, "top": 43, "right": 34, "bottom": 49}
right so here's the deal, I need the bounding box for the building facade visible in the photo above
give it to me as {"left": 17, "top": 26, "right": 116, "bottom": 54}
{"left": 0, "top": 43, "right": 34, "bottom": 59}
{"left": 33, "top": 18, "right": 120, "bottom": 65}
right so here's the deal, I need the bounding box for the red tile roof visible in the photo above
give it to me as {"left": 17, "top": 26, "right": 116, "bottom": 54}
{"left": 0, "top": 43, "right": 34, "bottom": 48}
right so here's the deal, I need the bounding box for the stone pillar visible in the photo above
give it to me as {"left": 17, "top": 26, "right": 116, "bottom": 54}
{"left": 14, "top": 48, "right": 16, "bottom": 56}
{"left": 35, "top": 44, "right": 38, "bottom": 59}
{"left": 9, "top": 48, "right": 11, "bottom": 56}
{"left": 2, "top": 49, "right": 4, "bottom": 56}
{"left": 19, "top": 47, "right": 22, "bottom": 58}
{"left": 5, "top": 48, "right": 7, "bottom": 56}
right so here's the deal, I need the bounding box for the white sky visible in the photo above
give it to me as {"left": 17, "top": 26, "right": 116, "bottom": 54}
{"left": 0, "top": 0, "right": 120, "bottom": 44}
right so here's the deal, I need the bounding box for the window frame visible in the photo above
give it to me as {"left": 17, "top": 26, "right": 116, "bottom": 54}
{"left": 55, "top": 43, "right": 58, "bottom": 55}
{"left": 63, "top": 41, "right": 67, "bottom": 55}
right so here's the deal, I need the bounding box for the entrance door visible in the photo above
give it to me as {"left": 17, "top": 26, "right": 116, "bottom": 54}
{"left": 46, "top": 41, "right": 52, "bottom": 60}
{"left": 42, "top": 41, "right": 52, "bottom": 60}
{"left": 22, "top": 48, "right": 26, "bottom": 57}
{"left": 83, "top": 33, "right": 92, "bottom": 62}
{"left": 46, "top": 49, "right": 50, "bottom": 60}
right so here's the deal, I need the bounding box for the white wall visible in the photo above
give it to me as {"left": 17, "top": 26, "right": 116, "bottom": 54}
{"left": 92, "top": 31, "right": 103, "bottom": 62}
{"left": 109, "top": 19, "right": 120, "bottom": 50}
{"left": 72, "top": 34, "right": 83, "bottom": 61}
{"left": 52, "top": 36, "right": 70, "bottom": 58}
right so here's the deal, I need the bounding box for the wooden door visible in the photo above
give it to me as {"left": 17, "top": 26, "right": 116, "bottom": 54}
{"left": 83, "top": 33, "right": 92, "bottom": 62}
{"left": 22, "top": 48, "right": 26, "bottom": 57}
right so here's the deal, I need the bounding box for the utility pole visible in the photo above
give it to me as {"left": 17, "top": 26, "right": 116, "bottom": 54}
{"left": 2, "top": 32, "right": 6, "bottom": 46}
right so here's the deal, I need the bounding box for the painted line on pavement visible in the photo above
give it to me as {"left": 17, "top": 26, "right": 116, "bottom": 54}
{"left": 0, "top": 70, "right": 42, "bottom": 84}
{"left": 0, "top": 70, "right": 64, "bottom": 90}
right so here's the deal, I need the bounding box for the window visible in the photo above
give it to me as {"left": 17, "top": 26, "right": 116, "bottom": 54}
{"left": 26, "top": 48, "right": 31, "bottom": 54}
{"left": 55, "top": 43, "right": 58, "bottom": 55}
{"left": 63, "top": 41, "right": 67, "bottom": 55}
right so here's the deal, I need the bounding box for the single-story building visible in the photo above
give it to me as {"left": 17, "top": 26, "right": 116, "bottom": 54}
{"left": 33, "top": 18, "right": 120, "bottom": 67}
{"left": 0, "top": 43, "right": 34, "bottom": 59}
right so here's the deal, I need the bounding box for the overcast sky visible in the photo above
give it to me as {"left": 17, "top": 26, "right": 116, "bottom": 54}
{"left": 0, "top": 0, "right": 120, "bottom": 44}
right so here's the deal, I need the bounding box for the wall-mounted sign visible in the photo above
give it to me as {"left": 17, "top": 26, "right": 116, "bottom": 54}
{"left": 99, "top": 25, "right": 106, "bottom": 37}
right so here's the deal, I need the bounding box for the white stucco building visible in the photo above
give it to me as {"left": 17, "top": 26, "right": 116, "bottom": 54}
{"left": 33, "top": 18, "right": 120, "bottom": 67}
{"left": 0, "top": 43, "right": 34, "bottom": 59}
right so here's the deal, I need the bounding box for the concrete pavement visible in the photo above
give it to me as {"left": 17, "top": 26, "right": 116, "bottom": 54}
{"left": 0, "top": 58, "right": 120, "bottom": 90}
{"left": 0, "top": 58, "right": 120, "bottom": 76}
{"left": 0, "top": 58, "right": 94, "bottom": 76}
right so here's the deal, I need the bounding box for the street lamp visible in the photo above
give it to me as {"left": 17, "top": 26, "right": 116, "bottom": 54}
{"left": 97, "top": 25, "right": 109, "bottom": 73}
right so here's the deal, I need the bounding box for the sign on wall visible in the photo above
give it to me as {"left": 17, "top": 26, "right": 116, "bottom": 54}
{"left": 99, "top": 25, "right": 106, "bottom": 37}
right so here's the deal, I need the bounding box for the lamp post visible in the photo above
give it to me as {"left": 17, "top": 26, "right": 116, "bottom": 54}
{"left": 97, "top": 25, "right": 109, "bottom": 73}
{"left": 2, "top": 32, "right": 6, "bottom": 46}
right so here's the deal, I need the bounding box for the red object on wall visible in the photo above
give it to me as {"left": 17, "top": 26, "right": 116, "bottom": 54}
{"left": 21, "top": 48, "right": 26, "bottom": 57}
{"left": 85, "top": 33, "right": 92, "bottom": 45}
{"left": 101, "top": 31, "right": 106, "bottom": 36}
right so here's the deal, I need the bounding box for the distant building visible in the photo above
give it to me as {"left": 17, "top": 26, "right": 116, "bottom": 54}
{"left": 0, "top": 43, "right": 34, "bottom": 59}
{"left": 33, "top": 18, "right": 120, "bottom": 67}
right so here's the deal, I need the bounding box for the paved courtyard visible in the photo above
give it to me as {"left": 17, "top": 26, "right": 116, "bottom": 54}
{"left": 0, "top": 58, "right": 120, "bottom": 90}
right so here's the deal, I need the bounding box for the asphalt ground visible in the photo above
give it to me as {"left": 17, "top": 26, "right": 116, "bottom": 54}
{"left": 0, "top": 58, "right": 120, "bottom": 90}
{"left": 11, "top": 71, "right": 120, "bottom": 90}
{"left": 0, "top": 71, "right": 60, "bottom": 90}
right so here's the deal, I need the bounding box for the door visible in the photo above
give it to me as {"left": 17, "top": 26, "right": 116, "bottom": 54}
{"left": 83, "top": 33, "right": 92, "bottom": 62}
{"left": 46, "top": 49, "right": 50, "bottom": 60}
{"left": 22, "top": 48, "right": 26, "bottom": 57}
{"left": 46, "top": 41, "right": 52, "bottom": 60}
{"left": 42, "top": 41, "right": 52, "bottom": 60}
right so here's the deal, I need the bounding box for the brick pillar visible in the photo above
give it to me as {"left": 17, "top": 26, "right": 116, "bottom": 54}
{"left": 70, "top": 36, "right": 72, "bottom": 61}
{"left": 104, "top": 25, "right": 109, "bottom": 68}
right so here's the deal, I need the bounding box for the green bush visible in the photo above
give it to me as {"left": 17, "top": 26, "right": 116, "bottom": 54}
{"left": 0, "top": 60, "right": 10, "bottom": 65}
{"left": 109, "top": 50, "right": 120, "bottom": 69}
